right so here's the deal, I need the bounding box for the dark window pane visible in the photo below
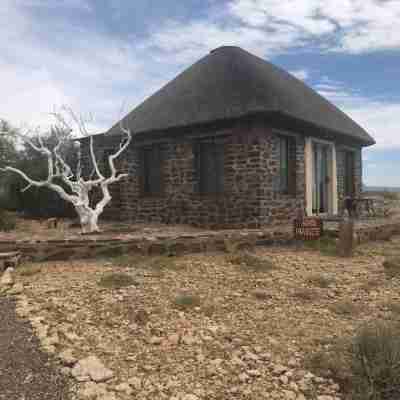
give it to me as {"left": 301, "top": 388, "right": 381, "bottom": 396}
{"left": 142, "top": 145, "right": 162, "bottom": 195}
{"left": 280, "top": 136, "right": 289, "bottom": 192}
{"left": 198, "top": 141, "right": 224, "bottom": 194}
{"left": 344, "top": 151, "right": 354, "bottom": 197}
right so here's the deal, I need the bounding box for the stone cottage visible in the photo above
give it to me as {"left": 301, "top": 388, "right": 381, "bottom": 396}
{"left": 81, "top": 46, "right": 375, "bottom": 229}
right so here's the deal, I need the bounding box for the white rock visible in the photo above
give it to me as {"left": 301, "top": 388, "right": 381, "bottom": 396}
{"left": 0, "top": 268, "right": 13, "bottom": 286}
{"left": 72, "top": 355, "right": 114, "bottom": 382}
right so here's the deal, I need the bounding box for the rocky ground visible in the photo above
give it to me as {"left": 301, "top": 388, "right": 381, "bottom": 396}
{"left": 1, "top": 236, "right": 400, "bottom": 400}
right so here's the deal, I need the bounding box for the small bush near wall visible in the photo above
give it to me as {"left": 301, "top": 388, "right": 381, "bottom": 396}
{"left": 0, "top": 209, "right": 16, "bottom": 232}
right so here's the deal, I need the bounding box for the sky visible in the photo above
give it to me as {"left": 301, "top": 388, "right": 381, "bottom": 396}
{"left": 1, "top": 0, "right": 400, "bottom": 187}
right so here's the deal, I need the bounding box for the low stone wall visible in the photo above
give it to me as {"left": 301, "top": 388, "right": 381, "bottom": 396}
{"left": 2, "top": 220, "right": 400, "bottom": 262}
{"left": 354, "top": 222, "right": 400, "bottom": 244}
{"left": 0, "top": 229, "right": 293, "bottom": 262}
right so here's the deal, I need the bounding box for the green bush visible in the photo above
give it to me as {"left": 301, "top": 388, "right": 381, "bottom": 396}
{"left": 0, "top": 209, "right": 16, "bottom": 231}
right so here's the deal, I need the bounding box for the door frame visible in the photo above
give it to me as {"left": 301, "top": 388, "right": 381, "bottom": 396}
{"left": 305, "top": 137, "right": 338, "bottom": 216}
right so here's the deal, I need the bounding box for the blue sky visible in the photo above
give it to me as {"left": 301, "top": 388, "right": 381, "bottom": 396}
{"left": 1, "top": 0, "right": 400, "bottom": 187}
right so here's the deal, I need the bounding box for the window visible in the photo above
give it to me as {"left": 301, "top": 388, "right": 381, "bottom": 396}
{"left": 140, "top": 145, "right": 163, "bottom": 195}
{"left": 280, "top": 136, "right": 289, "bottom": 192}
{"left": 279, "top": 135, "right": 296, "bottom": 195}
{"left": 344, "top": 151, "right": 355, "bottom": 197}
{"left": 195, "top": 140, "right": 224, "bottom": 194}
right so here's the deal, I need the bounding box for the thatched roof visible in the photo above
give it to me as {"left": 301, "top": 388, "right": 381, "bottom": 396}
{"left": 110, "top": 46, "right": 374, "bottom": 146}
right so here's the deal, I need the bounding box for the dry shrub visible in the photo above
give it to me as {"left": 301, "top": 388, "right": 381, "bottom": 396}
{"left": 0, "top": 209, "right": 17, "bottom": 232}
{"left": 329, "top": 299, "right": 362, "bottom": 317}
{"left": 98, "top": 272, "right": 137, "bottom": 289}
{"left": 293, "top": 287, "right": 318, "bottom": 301}
{"left": 382, "top": 191, "right": 398, "bottom": 201}
{"left": 252, "top": 289, "right": 271, "bottom": 300}
{"left": 146, "top": 256, "right": 182, "bottom": 272}
{"left": 305, "top": 339, "right": 351, "bottom": 388}
{"left": 173, "top": 293, "right": 201, "bottom": 310}
{"left": 351, "top": 321, "right": 400, "bottom": 399}
{"left": 304, "top": 236, "right": 337, "bottom": 257}
{"left": 228, "top": 252, "right": 275, "bottom": 272}
{"left": 307, "top": 273, "right": 335, "bottom": 288}
{"left": 383, "top": 257, "right": 400, "bottom": 278}
{"left": 18, "top": 264, "right": 42, "bottom": 277}
{"left": 382, "top": 300, "right": 400, "bottom": 315}
{"left": 307, "top": 321, "right": 400, "bottom": 399}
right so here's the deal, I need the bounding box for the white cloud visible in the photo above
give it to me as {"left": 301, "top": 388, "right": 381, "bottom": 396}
{"left": 313, "top": 80, "right": 400, "bottom": 149}
{"left": 229, "top": 0, "right": 400, "bottom": 53}
{"left": 289, "top": 69, "right": 309, "bottom": 81}
{"left": 229, "top": 0, "right": 336, "bottom": 35}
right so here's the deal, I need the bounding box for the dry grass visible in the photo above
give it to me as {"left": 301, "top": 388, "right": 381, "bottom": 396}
{"left": 293, "top": 287, "right": 318, "bottom": 301}
{"left": 227, "top": 251, "right": 275, "bottom": 272}
{"left": 307, "top": 273, "right": 335, "bottom": 288}
{"left": 383, "top": 257, "right": 400, "bottom": 278}
{"left": 173, "top": 293, "right": 201, "bottom": 310}
{"left": 329, "top": 299, "right": 362, "bottom": 317}
{"left": 18, "top": 264, "right": 42, "bottom": 277}
{"left": 308, "top": 321, "right": 400, "bottom": 400}
{"left": 98, "top": 272, "right": 137, "bottom": 289}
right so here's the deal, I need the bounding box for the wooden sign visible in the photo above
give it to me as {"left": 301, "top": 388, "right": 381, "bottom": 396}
{"left": 294, "top": 217, "right": 323, "bottom": 240}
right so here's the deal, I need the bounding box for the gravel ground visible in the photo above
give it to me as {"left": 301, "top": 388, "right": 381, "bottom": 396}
{"left": 0, "top": 297, "right": 72, "bottom": 400}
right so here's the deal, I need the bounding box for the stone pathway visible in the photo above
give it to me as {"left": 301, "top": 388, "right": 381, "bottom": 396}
{"left": 0, "top": 297, "right": 72, "bottom": 400}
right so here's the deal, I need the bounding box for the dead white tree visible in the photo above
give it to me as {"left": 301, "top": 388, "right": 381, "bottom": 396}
{"left": 0, "top": 109, "right": 132, "bottom": 233}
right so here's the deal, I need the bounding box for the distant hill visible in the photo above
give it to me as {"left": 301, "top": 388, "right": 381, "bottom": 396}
{"left": 364, "top": 186, "right": 400, "bottom": 193}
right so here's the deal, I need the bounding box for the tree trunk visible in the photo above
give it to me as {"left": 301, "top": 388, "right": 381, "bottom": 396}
{"left": 75, "top": 206, "right": 100, "bottom": 234}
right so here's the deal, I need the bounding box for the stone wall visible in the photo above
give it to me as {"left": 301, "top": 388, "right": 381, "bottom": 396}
{"left": 81, "top": 121, "right": 363, "bottom": 227}
{"left": 81, "top": 121, "right": 305, "bottom": 228}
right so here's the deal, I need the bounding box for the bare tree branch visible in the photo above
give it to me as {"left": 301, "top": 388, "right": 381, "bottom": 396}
{"left": 0, "top": 108, "right": 133, "bottom": 233}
